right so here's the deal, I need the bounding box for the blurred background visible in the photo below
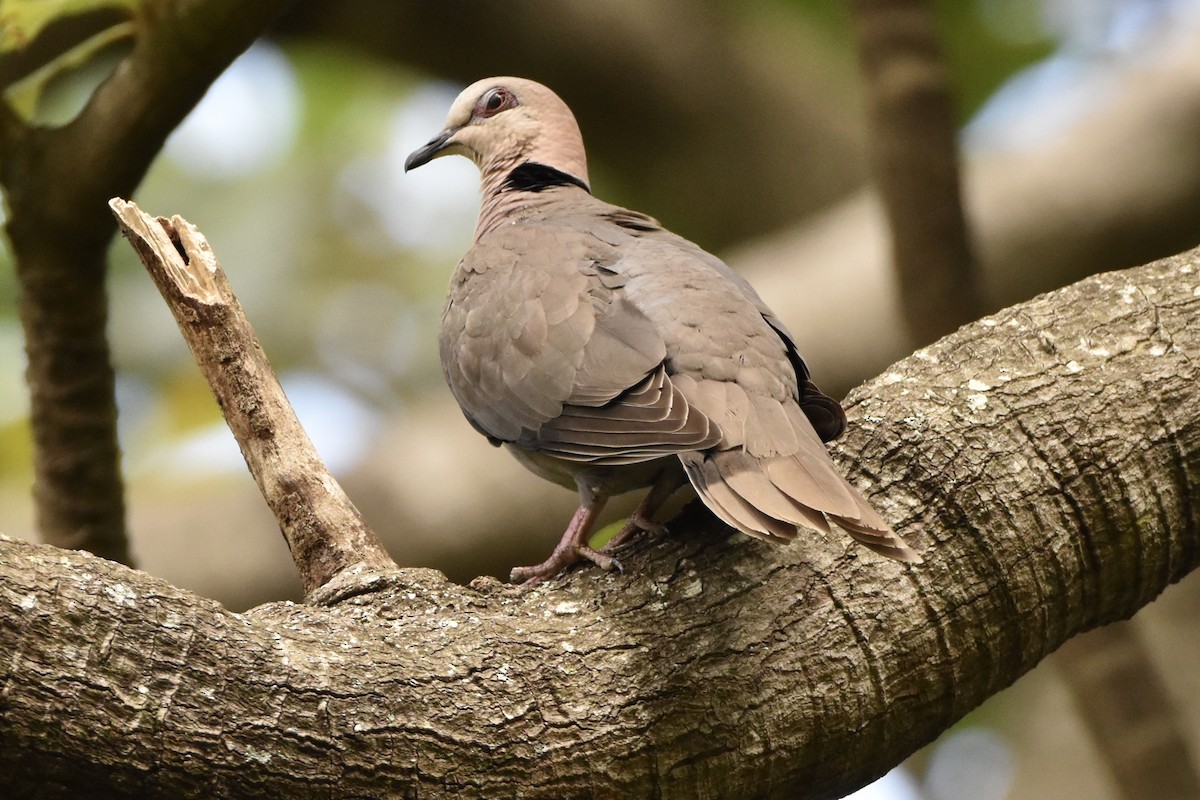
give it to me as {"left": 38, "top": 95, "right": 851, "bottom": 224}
{"left": 4, "top": 0, "right": 1200, "bottom": 797}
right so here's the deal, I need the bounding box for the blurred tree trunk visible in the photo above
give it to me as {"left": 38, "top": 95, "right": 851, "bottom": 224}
{"left": 728, "top": 23, "right": 1200, "bottom": 400}
{"left": 0, "top": 0, "right": 294, "bottom": 563}
{"left": 2, "top": 245, "right": 1197, "bottom": 799}
{"left": 1057, "top": 623, "right": 1200, "bottom": 800}
{"left": 847, "top": 0, "right": 981, "bottom": 344}
{"left": 2, "top": 138, "right": 128, "bottom": 562}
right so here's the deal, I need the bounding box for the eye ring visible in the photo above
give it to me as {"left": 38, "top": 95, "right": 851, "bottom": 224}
{"left": 474, "top": 86, "right": 518, "bottom": 119}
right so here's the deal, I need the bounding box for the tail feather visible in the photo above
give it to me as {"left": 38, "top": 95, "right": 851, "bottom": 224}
{"left": 836, "top": 512, "right": 923, "bottom": 563}
{"left": 763, "top": 455, "right": 859, "bottom": 519}
{"left": 680, "top": 448, "right": 921, "bottom": 564}
{"left": 681, "top": 453, "right": 794, "bottom": 540}
{"left": 719, "top": 451, "right": 831, "bottom": 535}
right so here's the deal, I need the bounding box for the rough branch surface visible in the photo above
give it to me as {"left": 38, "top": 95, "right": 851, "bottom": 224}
{"left": 2, "top": 245, "right": 1199, "bottom": 798}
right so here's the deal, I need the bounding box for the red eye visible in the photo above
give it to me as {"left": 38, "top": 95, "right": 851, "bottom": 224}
{"left": 475, "top": 87, "right": 517, "bottom": 118}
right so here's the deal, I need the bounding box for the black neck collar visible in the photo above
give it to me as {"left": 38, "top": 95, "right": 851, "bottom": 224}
{"left": 502, "top": 162, "right": 590, "bottom": 193}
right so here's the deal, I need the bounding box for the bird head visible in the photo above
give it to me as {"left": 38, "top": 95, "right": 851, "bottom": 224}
{"left": 404, "top": 77, "right": 590, "bottom": 189}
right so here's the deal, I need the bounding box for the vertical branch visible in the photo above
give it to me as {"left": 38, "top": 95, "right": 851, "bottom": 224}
{"left": 7, "top": 186, "right": 130, "bottom": 563}
{"left": 847, "top": 10, "right": 1200, "bottom": 792}
{"left": 0, "top": 103, "right": 131, "bottom": 563}
{"left": 847, "top": 0, "right": 981, "bottom": 344}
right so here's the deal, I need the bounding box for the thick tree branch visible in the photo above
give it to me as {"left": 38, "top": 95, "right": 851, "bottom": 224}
{"left": 0, "top": 0, "right": 293, "bottom": 564}
{"left": 109, "top": 200, "right": 397, "bottom": 598}
{"left": 847, "top": 0, "right": 981, "bottom": 344}
{"left": 1, "top": 240, "right": 1197, "bottom": 797}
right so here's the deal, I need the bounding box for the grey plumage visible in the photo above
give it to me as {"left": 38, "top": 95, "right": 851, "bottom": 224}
{"left": 406, "top": 77, "right": 920, "bottom": 583}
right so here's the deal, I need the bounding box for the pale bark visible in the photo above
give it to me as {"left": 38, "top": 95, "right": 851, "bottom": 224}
{"left": 2, "top": 241, "right": 1198, "bottom": 798}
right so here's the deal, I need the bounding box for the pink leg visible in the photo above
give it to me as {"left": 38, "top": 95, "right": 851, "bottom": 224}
{"left": 509, "top": 488, "right": 615, "bottom": 586}
{"left": 602, "top": 468, "right": 687, "bottom": 553}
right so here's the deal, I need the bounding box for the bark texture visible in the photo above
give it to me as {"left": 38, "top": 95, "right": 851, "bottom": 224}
{"left": 2, "top": 246, "right": 1199, "bottom": 798}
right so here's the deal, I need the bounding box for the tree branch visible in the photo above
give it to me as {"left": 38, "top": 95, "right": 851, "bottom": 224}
{"left": 2, "top": 235, "right": 1198, "bottom": 797}
{"left": 0, "top": 6, "right": 133, "bottom": 91}
{"left": 109, "top": 199, "right": 397, "bottom": 599}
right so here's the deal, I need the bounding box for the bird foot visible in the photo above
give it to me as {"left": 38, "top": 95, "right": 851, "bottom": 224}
{"left": 510, "top": 545, "right": 622, "bottom": 587}
{"left": 602, "top": 514, "right": 668, "bottom": 554}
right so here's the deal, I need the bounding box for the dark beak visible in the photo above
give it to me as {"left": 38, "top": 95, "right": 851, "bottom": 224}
{"left": 404, "top": 128, "right": 456, "bottom": 172}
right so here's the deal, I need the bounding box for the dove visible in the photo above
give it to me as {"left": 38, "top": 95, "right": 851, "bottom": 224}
{"left": 406, "top": 77, "right": 920, "bottom": 584}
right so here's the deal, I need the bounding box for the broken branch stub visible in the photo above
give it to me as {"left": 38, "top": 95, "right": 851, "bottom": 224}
{"left": 109, "top": 198, "right": 398, "bottom": 600}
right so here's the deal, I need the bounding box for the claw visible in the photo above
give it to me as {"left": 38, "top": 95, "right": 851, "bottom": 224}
{"left": 580, "top": 546, "right": 622, "bottom": 572}
{"left": 508, "top": 468, "right": 686, "bottom": 585}
{"left": 602, "top": 514, "right": 667, "bottom": 553}
{"left": 509, "top": 490, "right": 610, "bottom": 585}
{"left": 510, "top": 543, "right": 622, "bottom": 586}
